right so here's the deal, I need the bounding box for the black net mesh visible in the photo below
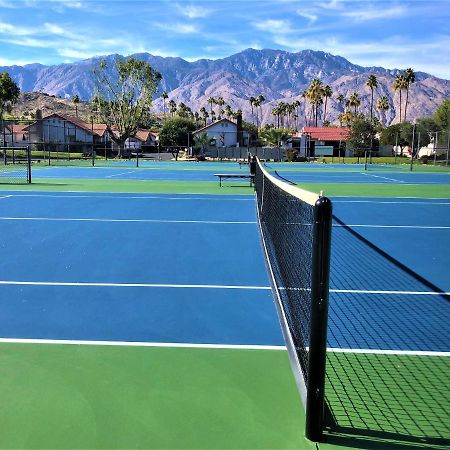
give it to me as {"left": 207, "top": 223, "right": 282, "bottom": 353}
{"left": 0, "top": 148, "right": 31, "bottom": 184}
{"left": 255, "top": 160, "right": 317, "bottom": 387}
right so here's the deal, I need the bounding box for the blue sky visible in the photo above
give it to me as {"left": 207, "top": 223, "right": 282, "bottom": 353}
{"left": 0, "top": 0, "right": 449, "bottom": 78}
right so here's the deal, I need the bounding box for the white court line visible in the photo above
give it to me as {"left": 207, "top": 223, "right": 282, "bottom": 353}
{"left": 2, "top": 217, "right": 448, "bottom": 229}
{"left": 1, "top": 280, "right": 448, "bottom": 296}
{"left": 333, "top": 200, "right": 450, "bottom": 205}
{"left": 0, "top": 338, "right": 447, "bottom": 356}
{"left": 0, "top": 193, "right": 253, "bottom": 201}
{"left": 330, "top": 289, "right": 450, "bottom": 296}
{"left": 334, "top": 224, "right": 450, "bottom": 229}
{"left": 105, "top": 170, "right": 140, "bottom": 178}
{"left": 327, "top": 348, "right": 450, "bottom": 357}
{"left": 0, "top": 338, "right": 284, "bottom": 350}
{"left": 361, "top": 172, "right": 405, "bottom": 183}
{"left": 332, "top": 196, "right": 450, "bottom": 200}
{"left": 0, "top": 195, "right": 12, "bottom": 199}
{"left": 0, "top": 280, "right": 271, "bottom": 290}
{"left": 0, "top": 217, "right": 255, "bottom": 225}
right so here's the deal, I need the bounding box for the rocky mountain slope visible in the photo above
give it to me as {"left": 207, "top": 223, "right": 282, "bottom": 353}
{"left": 3, "top": 49, "right": 449, "bottom": 126}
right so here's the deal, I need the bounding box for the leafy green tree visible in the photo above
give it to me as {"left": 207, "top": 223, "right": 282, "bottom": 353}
{"left": 433, "top": 99, "right": 450, "bottom": 130}
{"left": 0, "top": 72, "right": 20, "bottom": 146}
{"left": 347, "top": 114, "right": 377, "bottom": 156}
{"left": 159, "top": 117, "right": 196, "bottom": 148}
{"left": 93, "top": 57, "right": 162, "bottom": 157}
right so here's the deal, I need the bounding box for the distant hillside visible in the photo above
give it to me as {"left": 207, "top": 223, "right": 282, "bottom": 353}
{"left": 10, "top": 92, "right": 92, "bottom": 121}
{"left": 3, "top": 48, "right": 450, "bottom": 126}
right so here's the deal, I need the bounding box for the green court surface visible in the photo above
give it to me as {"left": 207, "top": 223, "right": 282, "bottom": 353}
{"left": 1, "top": 177, "right": 450, "bottom": 198}
{"left": 0, "top": 343, "right": 314, "bottom": 450}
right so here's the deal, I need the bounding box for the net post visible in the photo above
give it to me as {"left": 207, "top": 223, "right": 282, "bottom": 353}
{"left": 27, "top": 145, "right": 32, "bottom": 183}
{"left": 305, "top": 195, "right": 332, "bottom": 442}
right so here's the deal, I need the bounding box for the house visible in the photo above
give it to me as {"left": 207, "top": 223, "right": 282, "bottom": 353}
{"left": 124, "top": 129, "right": 158, "bottom": 151}
{"left": 192, "top": 118, "right": 251, "bottom": 148}
{"left": 26, "top": 113, "right": 96, "bottom": 147}
{"left": 3, "top": 124, "right": 29, "bottom": 146}
{"left": 298, "top": 127, "right": 351, "bottom": 157}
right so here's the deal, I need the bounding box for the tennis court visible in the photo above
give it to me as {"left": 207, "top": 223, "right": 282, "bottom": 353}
{"left": 0, "top": 161, "right": 449, "bottom": 449}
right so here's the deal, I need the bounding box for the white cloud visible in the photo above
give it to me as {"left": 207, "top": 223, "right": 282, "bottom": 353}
{"left": 318, "top": 0, "right": 343, "bottom": 10}
{"left": 297, "top": 10, "right": 318, "bottom": 22}
{"left": 57, "top": 48, "right": 96, "bottom": 59}
{"left": 342, "top": 6, "right": 406, "bottom": 22}
{"left": 177, "top": 4, "right": 212, "bottom": 19}
{"left": 157, "top": 22, "right": 198, "bottom": 34}
{"left": 252, "top": 19, "right": 293, "bottom": 34}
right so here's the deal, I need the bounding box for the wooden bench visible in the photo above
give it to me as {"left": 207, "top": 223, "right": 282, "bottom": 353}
{"left": 214, "top": 173, "right": 255, "bottom": 187}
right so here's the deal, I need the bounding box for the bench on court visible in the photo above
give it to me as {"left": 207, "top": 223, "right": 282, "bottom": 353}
{"left": 213, "top": 173, "right": 255, "bottom": 187}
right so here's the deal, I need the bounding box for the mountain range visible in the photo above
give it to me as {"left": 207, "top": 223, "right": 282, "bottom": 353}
{"left": 3, "top": 49, "right": 450, "bottom": 126}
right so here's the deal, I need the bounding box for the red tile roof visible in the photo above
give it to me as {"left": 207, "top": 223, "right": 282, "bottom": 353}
{"left": 302, "top": 127, "right": 350, "bottom": 142}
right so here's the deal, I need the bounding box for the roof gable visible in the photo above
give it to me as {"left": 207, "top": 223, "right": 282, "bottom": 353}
{"left": 193, "top": 118, "right": 237, "bottom": 134}
{"left": 302, "top": 126, "right": 350, "bottom": 141}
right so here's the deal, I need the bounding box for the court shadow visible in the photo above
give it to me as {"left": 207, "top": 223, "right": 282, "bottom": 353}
{"left": 323, "top": 216, "right": 450, "bottom": 449}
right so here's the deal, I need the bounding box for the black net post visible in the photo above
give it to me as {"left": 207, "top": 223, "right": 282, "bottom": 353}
{"left": 305, "top": 195, "right": 332, "bottom": 441}
{"left": 27, "top": 145, "right": 32, "bottom": 183}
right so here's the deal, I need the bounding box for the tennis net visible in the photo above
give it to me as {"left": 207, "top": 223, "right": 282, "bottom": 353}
{"left": 254, "top": 158, "right": 332, "bottom": 442}
{"left": 0, "top": 147, "right": 32, "bottom": 184}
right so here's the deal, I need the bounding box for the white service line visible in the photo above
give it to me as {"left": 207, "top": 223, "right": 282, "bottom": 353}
{"left": 0, "top": 195, "right": 12, "bottom": 199}
{"left": 1, "top": 280, "right": 448, "bottom": 296}
{"left": 327, "top": 348, "right": 450, "bottom": 357}
{"left": 105, "top": 170, "right": 138, "bottom": 178}
{"left": 0, "top": 338, "right": 447, "bottom": 356}
{"left": 333, "top": 200, "right": 450, "bottom": 205}
{"left": 333, "top": 224, "right": 450, "bottom": 229}
{"left": 0, "top": 338, "right": 284, "bottom": 350}
{"left": 0, "top": 193, "right": 254, "bottom": 201}
{"left": 361, "top": 172, "right": 405, "bottom": 183}
{"left": 0, "top": 280, "right": 271, "bottom": 290}
{"left": 0, "top": 217, "right": 256, "bottom": 225}
{"left": 330, "top": 289, "right": 450, "bottom": 296}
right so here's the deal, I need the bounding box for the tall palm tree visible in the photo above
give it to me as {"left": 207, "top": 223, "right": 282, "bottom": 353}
{"left": 207, "top": 97, "right": 215, "bottom": 118}
{"left": 248, "top": 96, "right": 256, "bottom": 125}
{"left": 72, "top": 94, "right": 80, "bottom": 117}
{"left": 348, "top": 92, "right": 361, "bottom": 114}
{"left": 376, "top": 96, "right": 389, "bottom": 126}
{"left": 216, "top": 96, "right": 225, "bottom": 118}
{"left": 272, "top": 105, "right": 280, "bottom": 127}
{"left": 161, "top": 91, "right": 168, "bottom": 118}
{"left": 322, "top": 85, "right": 333, "bottom": 124}
{"left": 168, "top": 99, "right": 177, "bottom": 117}
{"left": 292, "top": 99, "right": 301, "bottom": 130}
{"left": 199, "top": 107, "right": 209, "bottom": 126}
{"left": 306, "top": 78, "right": 324, "bottom": 126}
{"left": 393, "top": 74, "right": 407, "bottom": 122}
{"left": 224, "top": 104, "right": 233, "bottom": 119}
{"left": 404, "top": 68, "right": 416, "bottom": 122}
{"left": 336, "top": 94, "right": 345, "bottom": 107}
{"left": 366, "top": 74, "right": 378, "bottom": 121}
{"left": 256, "top": 95, "right": 265, "bottom": 128}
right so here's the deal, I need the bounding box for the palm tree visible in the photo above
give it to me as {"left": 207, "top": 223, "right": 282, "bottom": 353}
{"left": 306, "top": 78, "right": 324, "bottom": 126}
{"left": 292, "top": 100, "right": 301, "bottom": 130}
{"left": 272, "top": 105, "right": 280, "bottom": 127}
{"left": 366, "top": 74, "right": 378, "bottom": 121}
{"left": 256, "top": 95, "right": 265, "bottom": 128}
{"left": 224, "top": 104, "right": 233, "bottom": 119}
{"left": 393, "top": 74, "right": 407, "bottom": 122}
{"left": 72, "top": 94, "right": 80, "bottom": 117}
{"left": 207, "top": 97, "right": 215, "bottom": 118}
{"left": 216, "top": 96, "right": 225, "bottom": 117}
{"left": 322, "top": 85, "right": 333, "bottom": 124}
{"left": 376, "top": 96, "right": 389, "bottom": 126}
{"left": 348, "top": 92, "right": 361, "bottom": 114}
{"left": 404, "top": 68, "right": 416, "bottom": 122}
{"left": 168, "top": 99, "right": 177, "bottom": 117}
{"left": 248, "top": 96, "right": 256, "bottom": 125}
{"left": 199, "top": 107, "right": 209, "bottom": 126}
{"left": 161, "top": 91, "right": 168, "bottom": 118}
{"left": 336, "top": 94, "right": 345, "bottom": 107}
